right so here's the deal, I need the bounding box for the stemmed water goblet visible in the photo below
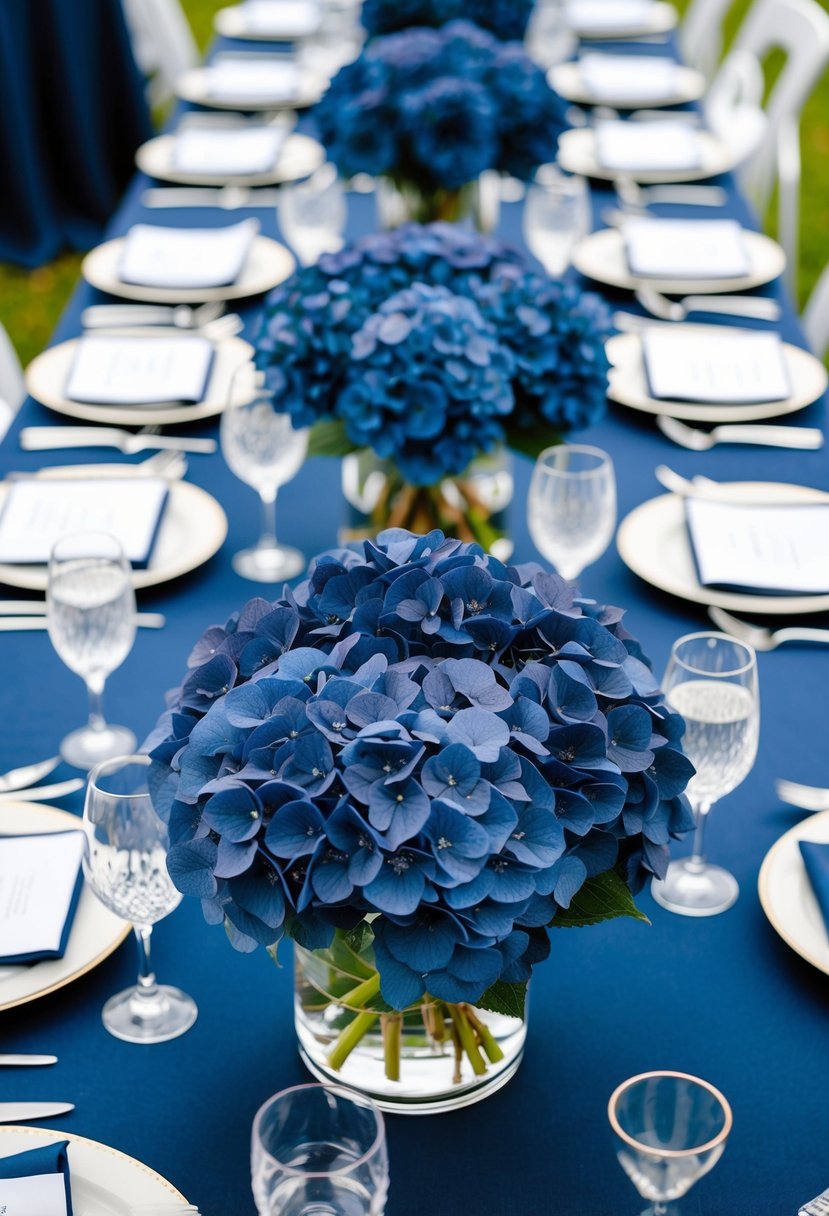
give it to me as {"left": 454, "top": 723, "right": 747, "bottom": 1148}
{"left": 82, "top": 753, "right": 197, "bottom": 1043}
{"left": 609, "top": 1071, "right": 733, "bottom": 1215}
{"left": 221, "top": 361, "right": 310, "bottom": 582}
{"left": 652, "top": 631, "right": 759, "bottom": 917}
{"left": 47, "top": 531, "right": 137, "bottom": 769}
{"left": 252, "top": 1083, "right": 389, "bottom": 1216}
{"left": 278, "top": 163, "right": 347, "bottom": 267}
{"left": 523, "top": 165, "right": 591, "bottom": 276}
{"left": 527, "top": 444, "right": 617, "bottom": 585}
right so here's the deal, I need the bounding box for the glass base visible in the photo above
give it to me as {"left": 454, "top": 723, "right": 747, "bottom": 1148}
{"left": 102, "top": 984, "right": 198, "bottom": 1044}
{"left": 651, "top": 859, "right": 739, "bottom": 917}
{"left": 232, "top": 543, "right": 305, "bottom": 583}
{"left": 60, "top": 723, "right": 137, "bottom": 771}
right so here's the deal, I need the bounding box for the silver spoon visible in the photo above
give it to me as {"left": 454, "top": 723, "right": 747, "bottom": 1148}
{"left": 774, "top": 779, "right": 829, "bottom": 812}
{"left": 657, "top": 415, "right": 824, "bottom": 451}
{"left": 636, "top": 285, "right": 781, "bottom": 322}
{"left": 708, "top": 606, "right": 829, "bottom": 651}
{"left": 0, "top": 756, "right": 59, "bottom": 793}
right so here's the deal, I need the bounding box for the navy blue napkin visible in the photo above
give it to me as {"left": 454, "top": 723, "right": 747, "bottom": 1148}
{"left": 0, "top": 831, "right": 84, "bottom": 965}
{"left": 799, "top": 840, "right": 829, "bottom": 932}
{"left": 0, "top": 1140, "right": 73, "bottom": 1214}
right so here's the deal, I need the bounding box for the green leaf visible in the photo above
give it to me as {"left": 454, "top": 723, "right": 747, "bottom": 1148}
{"left": 507, "top": 426, "right": 562, "bottom": 462}
{"left": 307, "top": 418, "right": 358, "bottom": 459}
{"left": 476, "top": 980, "right": 527, "bottom": 1021}
{"left": 551, "top": 870, "right": 650, "bottom": 929}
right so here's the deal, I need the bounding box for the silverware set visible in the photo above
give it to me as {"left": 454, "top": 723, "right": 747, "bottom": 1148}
{"left": 142, "top": 186, "right": 283, "bottom": 210}
{"left": 635, "top": 285, "right": 781, "bottom": 323}
{"left": 657, "top": 416, "right": 824, "bottom": 451}
{"left": 0, "top": 755, "right": 84, "bottom": 802}
{"left": 21, "top": 426, "right": 217, "bottom": 456}
{"left": 707, "top": 606, "right": 829, "bottom": 651}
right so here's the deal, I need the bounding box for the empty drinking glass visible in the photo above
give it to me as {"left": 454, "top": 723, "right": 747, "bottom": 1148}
{"left": 47, "top": 532, "right": 137, "bottom": 769}
{"left": 279, "top": 163, "right": 347, "bottom": 266}
{"left": 523, "top": 165, "right": 591, "bottom": 276}
{"left": 82, "top": 754, "right": 197, "bottom": 1043}
{"left": 527, "top": 444, "right": 617, "bottom": 584}
{"left": 252, "top": 1083, "right": 389, "bottom": 1216}
{"left": 609, "top": 1070, "right": 733, "bottom": 1215}
{"left": 652, "top": 632, "right": 759, "bottom": 917}
{"left": 221, "top": 362, "right": 310, "bottom": 582}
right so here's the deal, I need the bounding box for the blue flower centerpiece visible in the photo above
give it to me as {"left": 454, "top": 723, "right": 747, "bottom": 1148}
{"left": 362, "top": 0, "right": 535, "bottom": 41}
{"left": 313, "top": 19, "right": 567, "bottom": 226}
{"left": 254, "top": 222, "right": 611, "bottom": 547}
{"left": 149, "top": 529, "right": 694, "bottom": 1109}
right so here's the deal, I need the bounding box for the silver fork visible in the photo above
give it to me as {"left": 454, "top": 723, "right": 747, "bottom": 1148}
{"left": 707, "top": 606, "right": 829, "bottom": 651}
{"left": 774, "top": 779, "right": 829, "bottom": 812}
{"left": 20, "top": 427, "right": 216, "bottom": 455}
{"left": 657, "top": 416, "right": 824, "bottom": 451}
{"left": 81, "top": 301, "right": 224, "bottom": 329}
{"left": 636, "top": 285, "right": 781, "bottom": 322}
{"left": 616, "top": 177, "right": 728, "bottom": 208}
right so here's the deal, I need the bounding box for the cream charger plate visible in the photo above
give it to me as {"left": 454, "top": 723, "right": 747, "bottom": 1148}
{"left": 26, "top": 334, "right": 253, "bottom": 427}
{"left": 616, "top": 481, "right": 829, "bottom": 616}
{"left": 0, "top": 1127, "right": 189, "bottom": 1214}
{"left": 0, "top": 473, "right": 227, "bottom": 592}
{"left": 215, "top": 4, "right": 324, "bottom": 39}
{"left": 573, "top": 227, "right": 785, "bottom": 294}
{"left": 176, "top": 64, "right": 328, "bottom": 111}
{"left": 549, "top": 62, "right": 705, "bottom": 110}
{"left": 606, "top": 332, "right": 827, "bottom": 423}
{"left": 558, "top": 126, "right": 734, "bottom": 183}
{"left": 759, "top": 809, "right": 829, "bottom": 977}
{"left": 136, "top": 131, "right": 325, "bottom": 188}
{"left": 567, "top": 0, "right": 677, "bottom": 39}
{"left": 82, "top": 235, "right": 295, "bottom": 304}
{"left": 0, "top": 803, "right": 129, "bottom": 1013}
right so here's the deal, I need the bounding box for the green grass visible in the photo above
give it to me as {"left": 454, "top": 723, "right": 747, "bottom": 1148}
{"left": 0, "top": 0, "right": 826, "bottom": 369}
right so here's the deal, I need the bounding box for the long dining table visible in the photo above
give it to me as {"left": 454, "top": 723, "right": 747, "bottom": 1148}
{"left": 1, "top": 23, "right": 828, "bottom": 1216}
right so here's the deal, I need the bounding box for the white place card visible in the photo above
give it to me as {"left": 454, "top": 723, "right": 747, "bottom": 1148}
{"left": 685, "top": 498, "right": 829, "bottom": 595}
{"left": 172, "top": 125, "right": 288, "bottom": 176}
{"left": 642, "top": 329, "right": 790, "bottom": 403}
{"left": 565, "top": 0, "right": 657, "bottom": 31}
{"left": 65, "top": 335, "right": 214, "bottom": 406}
{"left": 119, "top": 219, "right": 259, "bottom": 289}
{"left": 0, "top": 832, "right": 84, "bottom": 963}
{"left": 579, "top": 53, "right": 680, "bottom": 101}
{"left": 595, "top": 120, "right": 703, "bottom": 172}
{"left": 241, "top": 0, "right": 324, "bottom": 37}
{"left": 0, "top": 1172, "right": 68, "bottom": 1216}
{"left": 624, "top": 218, "right": 752, "bottom": 279}
{"left": 205, "top": 56, "right": 302, "bottom": 102}
{"left": 0, "top": 478, "right": 170, "bottom": 566}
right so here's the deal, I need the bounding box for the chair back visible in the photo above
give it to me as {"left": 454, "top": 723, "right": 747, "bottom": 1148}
{"left": 680, "top": 0, "right": 737, "bottom": 78}
{"left": 802, "top": 262, "right": 829, "bottom": 360}
{"left": 121, "top": 0, "right": 199, "bottom": 109}
{"left": 0, "top": 323, "right": 24, "bottom": 443}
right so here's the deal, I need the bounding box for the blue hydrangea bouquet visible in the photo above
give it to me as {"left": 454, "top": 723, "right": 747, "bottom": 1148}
{"left": 149, "top": 530, "right": 693, "bottom": 1109}
{"left": 361, "top": 0, "right": 535, "bottom": 42}
{"left": 313, "top": 20, "right": 567, "bottom": 226}
{"left": 254, "top": 222, "right": 611, "bottom": 549}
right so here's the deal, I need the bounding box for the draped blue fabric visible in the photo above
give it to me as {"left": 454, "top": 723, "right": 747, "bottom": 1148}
{"left": 0, "top": 0, "right": 152, "bottom": 267}
{"left": 0, "top": 29, "right": 828, "bottom": 1216}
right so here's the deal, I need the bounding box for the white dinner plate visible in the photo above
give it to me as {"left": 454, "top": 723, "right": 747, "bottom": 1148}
{"left": 135, "top": 131, "right": 325, "bottom": 188}
{"left": 82, "top": 235, "right": 295, "bottom": 304}
{"left": 605, "top": 332, "right": 827, "bottom": 423}
{"left": 558, "top": 126, "right": 735, "bottom": 183}
{"left": 0, "top": 1126, "right": 189, "bottom": 1214}
{"left": 567, "top": 0, "right": 677, "bottom": 39}
{"left": 0, "top": 803, "right": 129, "bottom": 1013}
{"left": 549, "top": 61, "right": 705, "bottom": 110}
{"left": 25, "top": 334, "right": 253, "bottom": 427}
{"left": 176, "top": 64, "right": 328, "bottom": 111}
{"left": 215, "top": 4, "right": 323, "bottom": 39}
{"left": 616, "top": 481, "right": 829, "bottom": 615}
{"left": 759, "top": 809, "right": 829, "bottom": 977}
{"left": 0, "top": 474, "right": 228, "bottom": 592}
{"left": 573, "top": 227, "right": 785, "bottom": 294}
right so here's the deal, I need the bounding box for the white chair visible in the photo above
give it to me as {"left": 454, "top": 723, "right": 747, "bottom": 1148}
{"left": 680, "top": 0, "right": 737, "bottom": 79}
{"left": 121, "top": 0, "right": 199, "bottom": 110}
{"left": 802, "top": 262, "right": 829, "bottom": 360}
{"left": 0, "top": 322, "right": 25, "bottom": 443}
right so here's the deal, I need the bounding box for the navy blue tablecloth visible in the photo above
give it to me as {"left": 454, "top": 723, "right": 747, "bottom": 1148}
{"left": 1, "top": 33, "right": 829, "bottom": 1216}
{"left": 0, "top": 0, "right": 152, "bottom": 268}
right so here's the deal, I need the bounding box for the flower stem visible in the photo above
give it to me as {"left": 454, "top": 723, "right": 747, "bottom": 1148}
{"left": 446, "top": 1003, "right": 488, "bottom": 1076}
{"left": 381, "top": 1013, "right": 402, "bottom": 1082}
{"left": 325, "top": 971, "right": 382, "bottom": 1072}
{"left": 463, "top": 1004, "right": 505, "bottom": 1065}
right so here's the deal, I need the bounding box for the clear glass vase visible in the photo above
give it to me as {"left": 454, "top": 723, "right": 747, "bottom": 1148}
{"left": 375, "top": 173, "right": 501, "bottom": 233}
{"left": 340, "top": 446, "right": 514, "bottom": 560}
{"left": 294, "top": 934, "right": 528, "bottom": 1115}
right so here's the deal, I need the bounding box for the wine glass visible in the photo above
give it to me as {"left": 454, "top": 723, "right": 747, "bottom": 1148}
{"left": 221, "top": 361, "right": 310, "bottom": 582}
{"left": 652, "top": 632, "right": 759, "bottom": 917}
{"left": 527, "top": 444, "right": 617, "bottom": 584}
{"left": 82, "top": 754, "right": 197, "bottom": 1043}
{"left": 47, "top": 532, "right": 137, "bottom": 770}
{"left": 609, "top": 1071, "right": 733, "bottom": 1215}
{"left": 252, "top": 1083, "right": 389, "bottom": 1216}
{"left": 525, "top": 0, "right": 577, "bottom": 68}
{"left": 523, "top": 165, "right": 591, "bottom": 276}
{"left": 278, "top": 163, "right": 347, "bottom": 267}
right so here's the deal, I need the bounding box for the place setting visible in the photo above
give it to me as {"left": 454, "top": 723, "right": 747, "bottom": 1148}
{"left": 558, "top": 114, "right": 736, "bottom": 183}
{"left": 562, "top": 0, "right": 678, "bottom": 41}
{"left": 550, "top": 51, "right": 706, "bottom": 110}
{"left": 213, "top": 0, "right": 326, "bottom": 40}
{"left": 176, "top": 50, "right": 329, "bottom": 111}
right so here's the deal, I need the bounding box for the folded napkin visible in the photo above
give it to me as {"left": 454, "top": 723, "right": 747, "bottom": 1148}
{"left": 642, "top": 328, "right": 790, "bottom": 404}
{"left": 595, "top": 120, "right": 702, "bottom": 173}
{"left": 241, "top": 0, "right": 323, "bottom": 37}
{"left": 800, "top": 841, "right": 829, "bottom": 932}
{"left": 579, "top": 53, "right": 680, "bottom": 102}
{"left": 65, "top": 335, "right": 214, "bottom": 407}
{"left": 623, "top": 218, "right": 752, "bottom": 279}
{"left": 0, "top": 478, "right": 170, "bottom": 568}
{"left": 118, "top": 219, "right": 259, "bottom": 290}
{"left": 0, "top": 832, "right": 85, "bottom": 965}
{"left": 565, "top": 0, "right": 657, "bottom": 32}
{"left": 172, "top": 125, "right": 288, "bottom": 176}
{"left": 0, "top": 1141, "right": 73, "bottom": 1216}
{"left": 205, "top": 57, "right": 303, "bottom": 102}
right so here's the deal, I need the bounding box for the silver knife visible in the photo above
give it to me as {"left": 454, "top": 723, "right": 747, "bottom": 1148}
{"left": 142, "top": 187, "right": 284, "bottom": 209}
{"left": 0, "top": 1102, "right": 74, "bottom": 1122}
{"left": 0, "top": 615, "right": 166, "bottom": 631}
{"left": 21, "top": 428, "right": 216, "bottom": 454}
{"left": 0, "top": 1055, "right": 57, "bottom": 1066}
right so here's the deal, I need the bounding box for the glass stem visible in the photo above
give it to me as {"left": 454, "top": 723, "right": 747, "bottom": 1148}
{"left": 687, "top": 796, "right": 713, "bottom": 873}
{"left": 258, "top": 487, "right": 278, "bottom": 550}
{"left": 86, "top": 673, "right": 106, "bottom": 733}
{"left": 133, "top": 924, "right": 159, "bottom": 1002}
